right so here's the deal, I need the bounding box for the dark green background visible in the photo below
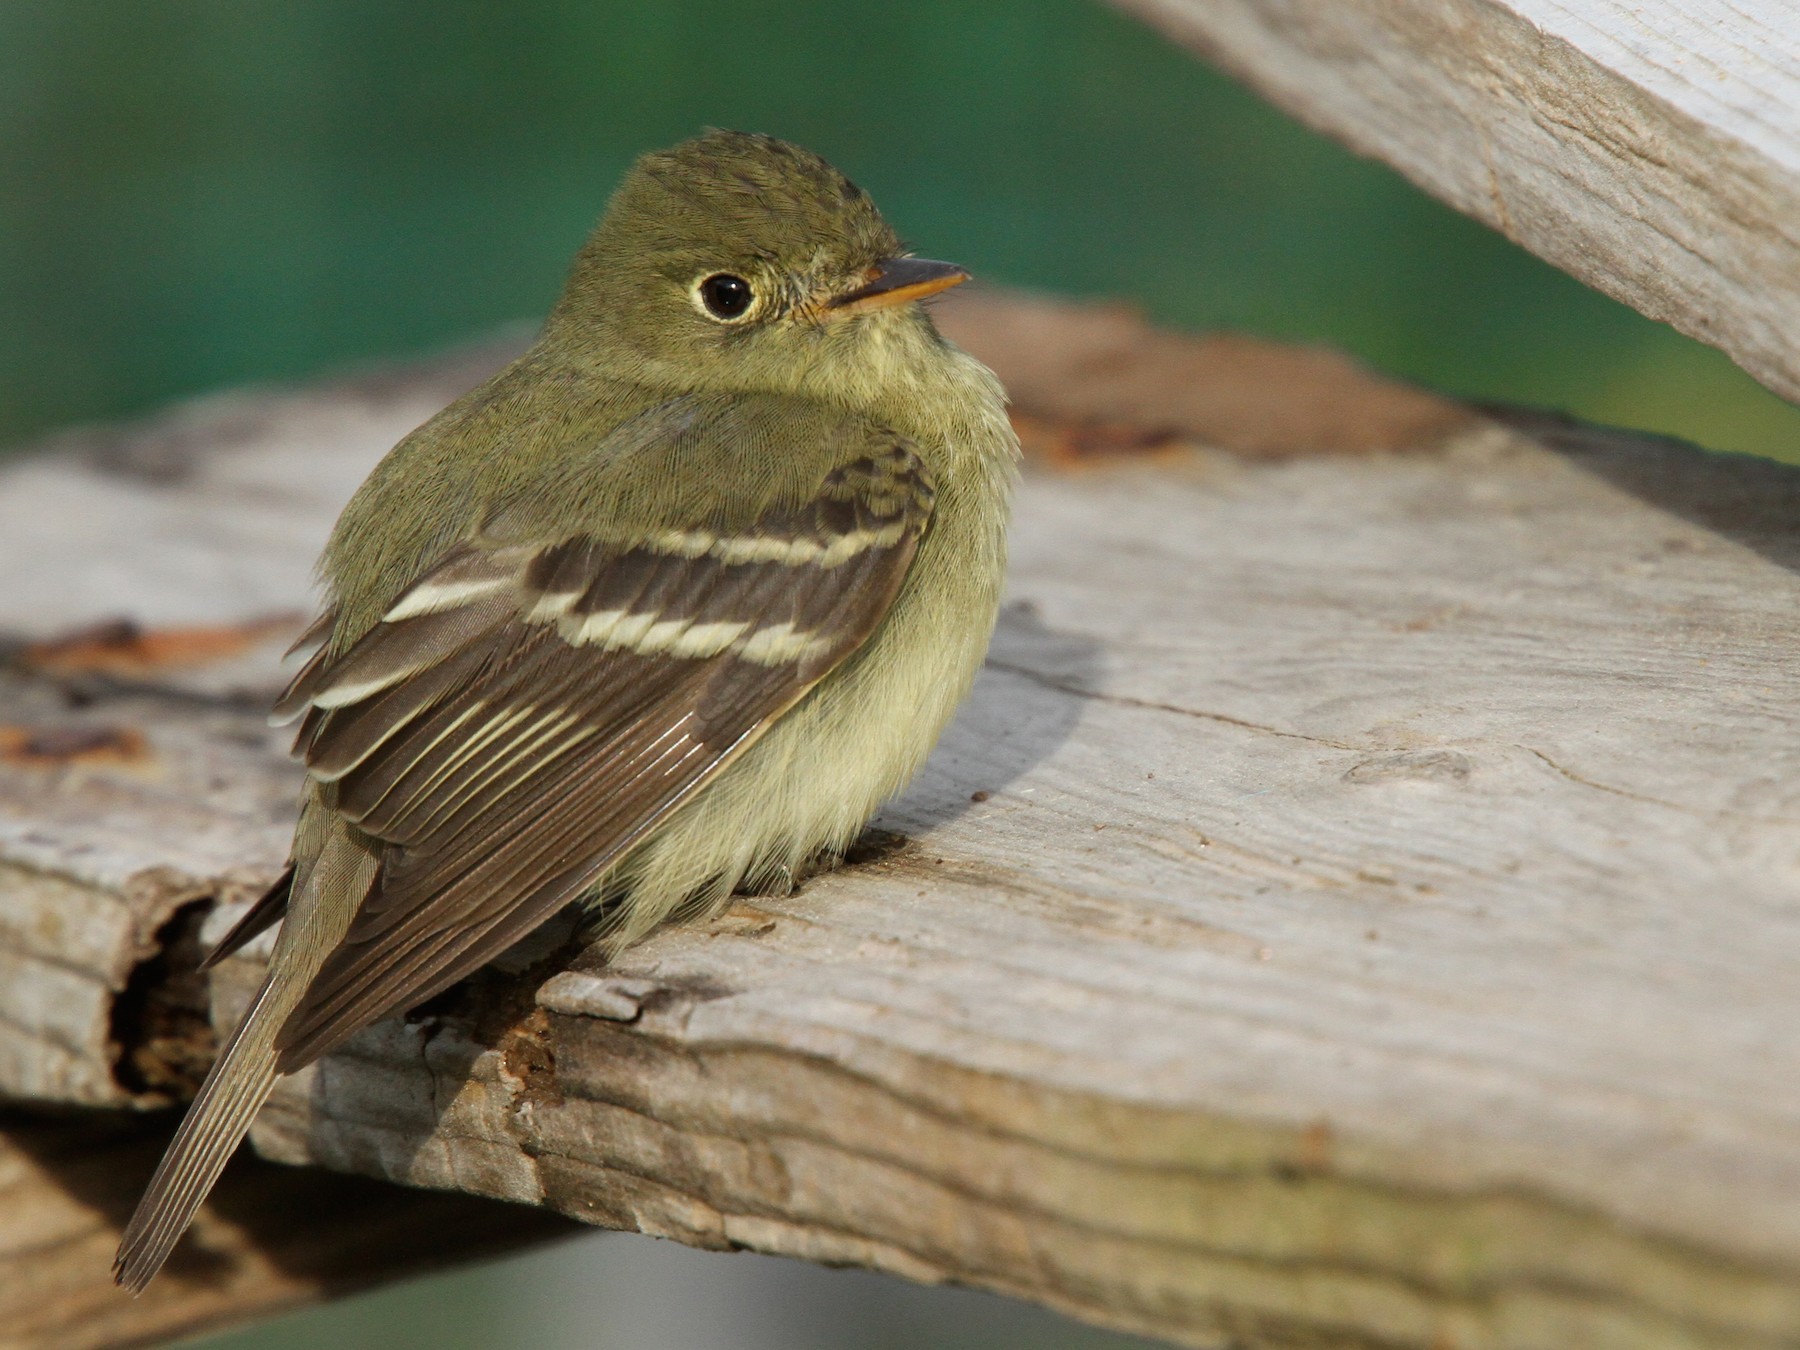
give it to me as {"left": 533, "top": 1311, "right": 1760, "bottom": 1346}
{"left": 4, "top": 0, "right": 1797, "bottom": 460}
{"left": 7, "top": 3, "right": 1793, "bottom": 1346}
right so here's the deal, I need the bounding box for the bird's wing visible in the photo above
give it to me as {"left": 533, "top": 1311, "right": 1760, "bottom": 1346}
{"left": 199, "top": 611, "right": 337, "bottom": 969}
{"left": 198, "top": 864, "right": 294, "bottom": 970}
{"left": 269, "top": 436, "right": 934, "bottom": 1071}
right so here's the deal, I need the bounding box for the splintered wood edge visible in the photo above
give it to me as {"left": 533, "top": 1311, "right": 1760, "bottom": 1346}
{"left": 0, "top": 1109, "right": 576, "bottom": 1350}
{"left": 1111, "top": 0, "right": 1800, "bottom": 405}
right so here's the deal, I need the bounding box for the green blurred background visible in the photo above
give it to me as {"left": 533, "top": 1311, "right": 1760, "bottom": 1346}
{"left": 4, "top": 0, "right": 1799, "bottom": 463}
{"left": 6, "top": 2, "right": 1795, "bottom": 1346}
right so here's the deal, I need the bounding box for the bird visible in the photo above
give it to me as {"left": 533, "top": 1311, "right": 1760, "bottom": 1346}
{"left": 113, "top": 129, "right": 1018, "bottom": 1291}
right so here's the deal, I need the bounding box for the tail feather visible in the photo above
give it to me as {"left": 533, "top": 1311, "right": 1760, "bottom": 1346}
{"left": 114, "top": 821, "right": 376, "bottom": 1293}
{"left": 112, "top": 981, "right": 281, "bottom": 1291}
{"left": 198, "top": 864, "right": 295, "bottom": 971}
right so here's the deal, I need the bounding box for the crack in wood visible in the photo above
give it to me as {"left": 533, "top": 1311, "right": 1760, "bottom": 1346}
{"left": 982, "top": 657, "right": 1360, "bottom": 749}
{"left": 1518, "top": 743, "right": 1800, "bottom": 826}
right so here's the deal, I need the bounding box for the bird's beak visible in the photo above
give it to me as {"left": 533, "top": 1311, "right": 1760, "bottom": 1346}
{"left": 827, "top": 258, "right": 970, "bottom": 316}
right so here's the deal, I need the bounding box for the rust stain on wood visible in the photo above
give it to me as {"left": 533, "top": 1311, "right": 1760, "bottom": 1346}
{"left": 1298, "top": 1118, "right": 1335, "bottom": 1175}
{"left": 1008, "top": 412, "right": 1187, "bottom": 468}
{"left": 19, "top": 613, "right": 300, "bottom": 676}
{"left": 0, "top": 723, "right": 150, "bottom": 766}
{"left": 498, "top": 1005, "right": 565, "bottom": 1111}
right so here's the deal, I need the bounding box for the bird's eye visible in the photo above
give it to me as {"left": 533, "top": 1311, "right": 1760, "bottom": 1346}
{"left": 697, "top": 273, "right": 754, "bottom": 320}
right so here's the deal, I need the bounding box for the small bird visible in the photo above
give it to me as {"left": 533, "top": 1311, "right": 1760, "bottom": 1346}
{"left": 114, "top": 130, "right": 1017, "bottom": 1290}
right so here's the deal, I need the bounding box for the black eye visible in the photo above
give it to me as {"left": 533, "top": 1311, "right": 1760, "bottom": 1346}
{"left": 698, "top": 273, "right": 753, "bottom": 320}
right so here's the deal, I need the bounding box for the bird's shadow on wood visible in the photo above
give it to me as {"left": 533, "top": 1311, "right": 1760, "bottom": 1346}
{"left": 875, "top": 597, "right": 1102, "bottom": 837}
{"left": 1499, "top": 408, "right": 1800, "bottom": 574}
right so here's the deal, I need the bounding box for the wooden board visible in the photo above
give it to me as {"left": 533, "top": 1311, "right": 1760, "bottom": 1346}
{"left": 0, "top": 1109, "right": 575, "bottom": 1350}
{"left": 1111, "top": 0, "right": 1800, "bottom": 405}
{"left": 3, "top": 291, "right": 1799, "bottom": 1348}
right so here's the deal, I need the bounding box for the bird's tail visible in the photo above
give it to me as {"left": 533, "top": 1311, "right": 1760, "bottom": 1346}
{"left": 112, "top": 973, "right": 286, "bottom": 1291}
{"left": 114, "top": 822, "right": 376, "bottom": 1292}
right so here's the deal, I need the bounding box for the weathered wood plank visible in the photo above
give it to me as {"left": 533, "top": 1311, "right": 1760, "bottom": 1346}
{"left": 0, "top": 1109, "right": 575, "bottom": 1350}
{"left": 4, "top": 292, "right": 1800, "bottom": 1348}
{"left": 1111, "top": 0, "right": 1800, "bottom": 404}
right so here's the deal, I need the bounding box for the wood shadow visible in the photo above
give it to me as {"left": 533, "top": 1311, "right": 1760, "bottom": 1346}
{"left": 1495, "top": 407, "right": 1800, "bottom": 575}
{"left": 0, "top": 1104, "right": 575, "bottom": 1330}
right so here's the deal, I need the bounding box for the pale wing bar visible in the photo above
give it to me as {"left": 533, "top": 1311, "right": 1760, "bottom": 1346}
{"left": 268, "top": 446, "right": 933, "bottom": 1071}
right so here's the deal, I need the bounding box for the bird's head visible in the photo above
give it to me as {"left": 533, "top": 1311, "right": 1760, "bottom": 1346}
{"left": 545, "top": 130, "right": 969, "bottom": 401}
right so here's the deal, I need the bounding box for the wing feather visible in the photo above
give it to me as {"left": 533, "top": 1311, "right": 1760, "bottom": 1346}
{"left": 270, "top": 441, "right": 934, "bottom": 1071}
{"left": 269, "top": 609, "right": 338, "bottom": 724}
{"left": 197, "top": 864, "right": 295, "bottom": 970}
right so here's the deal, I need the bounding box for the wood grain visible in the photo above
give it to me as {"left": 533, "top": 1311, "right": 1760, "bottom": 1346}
{"left": 4, "top": 293, "right": 1800, "bottom": 1347}
{"left": 1110, "top": 0, "right": 1800, "bottom": 404}
{"left": 0, "top": 1109, "right": 574, "bottom": 1350}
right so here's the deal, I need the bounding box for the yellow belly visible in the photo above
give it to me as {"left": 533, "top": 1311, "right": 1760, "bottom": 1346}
{"left": 598, "top": 434, "right": 1013, "bottom": 950}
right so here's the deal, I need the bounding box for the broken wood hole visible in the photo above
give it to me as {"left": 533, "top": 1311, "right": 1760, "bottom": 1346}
{"left": 110, "top": 899, "right": 218, "bottom": 1102}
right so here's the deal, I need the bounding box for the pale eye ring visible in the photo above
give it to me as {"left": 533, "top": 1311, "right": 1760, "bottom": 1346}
{"left": 696, "top": 273, "right": 754, "bottom": 320}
